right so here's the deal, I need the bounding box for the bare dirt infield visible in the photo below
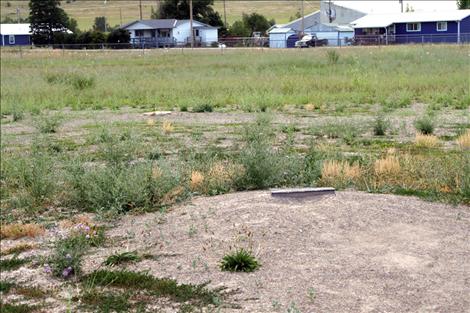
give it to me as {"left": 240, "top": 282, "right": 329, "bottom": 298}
{"left": 88, "top": 191, "right": 470, "bottom": 313}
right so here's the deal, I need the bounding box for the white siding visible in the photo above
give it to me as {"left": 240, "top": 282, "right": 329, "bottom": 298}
{"left": 269, "top": 32, "right": 292, "bottom": 48}
{"left": 201, "top": 28, "right": 218, "bottom": 46}
{"left": 173, "top": 21, "right": 218, "bottom": 45}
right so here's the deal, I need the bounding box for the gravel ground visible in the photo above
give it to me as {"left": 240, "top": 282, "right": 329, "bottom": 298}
{"left": 88, "top": 191, "right": 470, "bottom": 313}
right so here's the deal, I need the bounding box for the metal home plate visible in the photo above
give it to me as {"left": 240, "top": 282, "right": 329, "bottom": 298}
{"left": 271, "top": 187, "right": 335, "bottom": 198}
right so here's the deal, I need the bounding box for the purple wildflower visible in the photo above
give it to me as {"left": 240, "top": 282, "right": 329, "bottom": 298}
{"left": 62, "top": 266, "right": 74, "bottom": 278}
{"left": 44, "top": 264, "right": 52, "bottom": 274}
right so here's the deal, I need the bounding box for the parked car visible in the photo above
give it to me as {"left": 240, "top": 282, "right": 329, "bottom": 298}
{"left": 295, "top": 35, "right": 328, "bottom": 48}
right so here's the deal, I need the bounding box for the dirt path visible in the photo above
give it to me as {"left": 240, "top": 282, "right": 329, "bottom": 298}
{"left": 89, "top": 191, "right": 470, "bottom": 313}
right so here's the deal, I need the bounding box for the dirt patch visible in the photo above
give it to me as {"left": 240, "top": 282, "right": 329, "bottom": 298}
{"left": 90, "top": 191, "right": 470, "bottom": 313}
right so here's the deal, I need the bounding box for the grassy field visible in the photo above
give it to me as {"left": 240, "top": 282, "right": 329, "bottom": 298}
{"left": 0, "top": 45, "right": 469, "bottom": 312}
{"left": 1, "top": 45, "right": 469, "bottom": 114}
{"left": 0, "top": 0, "right": 318, "bottom": 30}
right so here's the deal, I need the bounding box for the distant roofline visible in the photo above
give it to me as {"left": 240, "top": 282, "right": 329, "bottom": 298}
{"left": 121, "top": 19, "right": 219, "bottom": 30}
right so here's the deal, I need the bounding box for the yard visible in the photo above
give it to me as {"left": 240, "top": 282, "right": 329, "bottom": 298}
{"left": 0, "top": 45, "right": 469, "bottom": 312}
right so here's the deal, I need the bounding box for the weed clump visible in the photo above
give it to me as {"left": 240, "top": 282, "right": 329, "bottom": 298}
{"left": 320, "top": 160, "right": 361, "bottom": 188}
{"left": 35, "top": 115, "right": 62, "bottom": 133}
{"left": 219, "top": 249, "right": 260, "bottom": 272}
{"left": 415, "top": 115, "right": 435, "bottom": 134}
{"left": 0, "top": 256, "right": 30, "bottom": 271}
{"left": 374, "top": 156, "right": 401, "bottom": 176}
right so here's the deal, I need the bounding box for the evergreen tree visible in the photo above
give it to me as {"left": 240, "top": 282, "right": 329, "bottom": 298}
{"left": 157, "top": 0, "right": 223, "bottom": 27}
{"left": 29, "top": 0, "right": 69, "bottom": 45}
{"left": 457, "top": 0, "right": 470, "bottom": 9}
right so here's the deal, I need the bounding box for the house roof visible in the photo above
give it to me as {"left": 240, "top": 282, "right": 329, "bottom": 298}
{"left": 268, "top": 27, "right": 295, "bottom": 34}
{"left": 121, "top": 19, "right": 218, "bottom": 29}
{"left": 277, "top": 10, "right": 321, "bottom": 31}
{"left": 352, "top": 10, "right": 470, "bottom": 28}
{"left": 0, "top": 23, "right": 30, "bottom": 35}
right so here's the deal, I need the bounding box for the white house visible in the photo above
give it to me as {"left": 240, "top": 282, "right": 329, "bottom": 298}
{"left": 121, "top": 19, "right": 218, "bottom": 47}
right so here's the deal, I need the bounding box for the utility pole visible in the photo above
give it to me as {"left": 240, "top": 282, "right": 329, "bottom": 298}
{"left": 139, "top": 0, "right": 143, "bottom": 20}
{"left": 120, "top": 8, "right": 123, "bottom": 26}
{"left": 190, "top": 0, "right": 194, "bottom": 47}
{"left": 399, "top": 0, "right": 404, "bottom": 13}
{"left": 223, "top": 0, "right": 227, "bottom": 27}
{"left": 16, "top": 7, "right": 20, "bottom": 23}
{"left": 300, "top": 0, "right": 304, "bottom": 37}
{"left": 104, "top": 0, "right": 108, "bottom": 32}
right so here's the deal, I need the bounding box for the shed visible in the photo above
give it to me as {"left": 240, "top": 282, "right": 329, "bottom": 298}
{"left": 0, "top": 24, "right": 31, "bottom": 46}
{"left": 268, "top": 28, "right": 296, "bottom": 48}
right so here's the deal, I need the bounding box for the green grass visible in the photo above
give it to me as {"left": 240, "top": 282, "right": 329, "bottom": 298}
{"left": 103, "top": 251, "right": 141, "bottom": 266}
{"left": 219, "top": 249, "right": 260, "bottom": 272}
{"left": 1, "top": 46, "right": 468, "bottom": 114}
{"left": 84, "top": 270, "right": 220, "bottom": 305}
{"left": 0, "top": 257, "right": 29, "bottom": 271}
{"left": 0, "top": 303, "right": 38, "bottom": 313}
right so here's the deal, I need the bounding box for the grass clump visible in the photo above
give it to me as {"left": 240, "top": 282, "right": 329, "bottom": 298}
{"left": 374, "top": 155, "right": 401, "bottom": 176}
{"left": 326, "top": 50, "right": 339, "bottom": 65}
{"left": 35, "top": 115, "right": 62, "bottom": 133}
{"left": 456, "top": 129, "right": 470, "bottom": 150}
{"left": 0, "top": 281, "right": 14, "bottom": 293}
{"left": 219, "top": 249, "right": 260, "bottom": 273}
{"left": 415, "top": 115, "right": 435, "bottom": 134}
{"left": 192, "top": 103, "right": 213, "bottom": 113}
{"left": 0, "top": 303, "right": 38, "bottom": 313}
{"left": 415, "top": 134, "right": 439, "bottom": 148}
{"left": 84, "top": 270, "right": 219, "bottom": 305}
{"left": 103, "top": 251, "right": 141, "bottom": 266}
{"left": 320, "top": 160, "right": 361, "bottom": 188}
{"left": 79, "top": 290, "right": 131, "bottom": 313}
{"left": 0, "top": 224, "right": 44, "bottom": 240}
{"left": 0, "top": 256, "right": 30, "bottom": 271}
{"left": 373, "top": 115, "right": 389, "bottom": 136}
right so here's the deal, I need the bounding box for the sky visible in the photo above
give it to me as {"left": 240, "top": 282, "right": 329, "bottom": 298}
{"left": 333, "top": 1, "right": 458, "bottom": 13}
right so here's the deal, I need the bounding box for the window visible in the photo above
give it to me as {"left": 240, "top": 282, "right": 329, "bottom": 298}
{"left": 195, "top": 29, "right": 200, "bottom": 37}
{"left": 8, "top": 35, "right": 15, "bottom": 44}
{"left": 436, "top": 21, "right": 447, "bottom": 32}
{"left": 135, "top": 30, "right": 143, "bottom": 37}
{"left": 406, "top": 23, "right": 421, "bottom": 32}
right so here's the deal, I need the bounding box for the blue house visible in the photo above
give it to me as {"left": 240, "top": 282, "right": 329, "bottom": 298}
{"left": 351, "top": 10, "right": 470, "bottom": 44}
{"left": 0, "top": 24, "right": 31, "bottom": 46}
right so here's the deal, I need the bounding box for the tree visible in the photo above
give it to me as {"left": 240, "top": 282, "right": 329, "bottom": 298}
{"left": 228, "top": 20, "right": 250, "bottom": 37}
{"left": 107, "top": 29, "right": 130, "bottom": 48}
{"left": 457, "top": 0, "right": 470, "bottom": 9}
{"left": 157, "top": 0, "right": 223, "bottom": 27}
{"left": 241, "top": 13, "right": 274, "bottom": 35}
{"left": 93, "top": 16, "right": 111, "bottom": 32}
{"left": 29, "top": 0, "right": 69, "bottom": 45}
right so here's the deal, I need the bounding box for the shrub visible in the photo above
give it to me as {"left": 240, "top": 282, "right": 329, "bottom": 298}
{"left": 219, "top": 249, "right": 260, "bottom": 272}
{"left": 70, "top": 75, "right": 95, "bottom": 90}
{"left": 415, "top": 115, "right": 435, "bottom": 134}
{"left": 103, "top": 251, "right": 141, "bottom": 266}
{"left": 35, "top": 115, "right": 62, "bottom": 133}
{"left": 415, "top": 134, "right": 439, "bottom": 148}
{"left": 326, "top": 50, "right": 339, "bottom": 65}
{"left": 373, "top": 115, "right": 389, "bottom": 136}
{"left": 192, "top": 103, "right": 213, "bottom": 113}
{"left": 456, "top": 129, "right": 470, "bottom": 150}
{"left": 11, "top": 107, "right": 24, "bottom": 122}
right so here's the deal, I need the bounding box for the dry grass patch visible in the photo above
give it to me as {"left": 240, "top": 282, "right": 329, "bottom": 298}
{"left": 304, "top": 104, "right": 316, "bottom": 111}
{"left": 0, "top": 243, "right": 36, "bottom": 256}
{"left": 415, "top": 134, "right": 439, "bottom": 148}
{"left": 0, "top": 223, "right": 45, "bottom": 240}
{"left": 374, "top": 156, "right": 401, "bottom": 176}
{"left": 456, "top": 129, "right": 470, "bottom": 149}
{"left": 190, "top": 171, "right": 205, "bottom": 192}
{"left": 321, "top": 160, "right": 362, "bottom": 187}
{"left": 162, "top": 121, "right": 174, "bottom": 134}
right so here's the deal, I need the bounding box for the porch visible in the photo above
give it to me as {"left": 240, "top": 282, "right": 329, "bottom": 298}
{"left": 130, "top": 37, "right": 177, "bottom": 48}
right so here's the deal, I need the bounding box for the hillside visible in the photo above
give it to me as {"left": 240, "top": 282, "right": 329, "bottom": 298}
{"left": 0, "top": 0, "right": 320, "bottom": 30}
